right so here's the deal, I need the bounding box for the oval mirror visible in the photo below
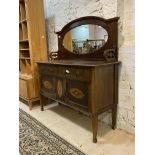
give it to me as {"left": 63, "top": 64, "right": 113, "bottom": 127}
{"left": 63, "top": 24, "right": 108, "bottom": 54}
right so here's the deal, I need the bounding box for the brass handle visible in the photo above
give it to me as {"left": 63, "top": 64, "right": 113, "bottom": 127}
{"left": 65, "top": 69, "right": 70, "bottom": 74}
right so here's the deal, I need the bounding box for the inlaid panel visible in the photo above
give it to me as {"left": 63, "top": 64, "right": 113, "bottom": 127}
{"left": 65, "top": 80, "right": 88, "bottom": 108}
{"left": 43, "top": 80, "right": 52, "bottom": 90}
{"left": 41, "top": 75, "right": 56, "bottom": 98}
{"left": 69, "top": 88, "right": 85, "bottom": 99}
{"left": 56, "top": 78, "right": 65, "bottom": 100}
{"left": 57, "top": 79, "right": 63, "bottom": 98}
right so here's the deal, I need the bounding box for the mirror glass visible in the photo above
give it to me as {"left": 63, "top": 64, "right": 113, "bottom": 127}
{"left": 63, "top": 24, "right": 108, "bottom": 54}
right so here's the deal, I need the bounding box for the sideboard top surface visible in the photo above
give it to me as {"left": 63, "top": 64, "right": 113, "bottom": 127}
{"left": 36, "top": 60, "right": 120, "bottom": 67}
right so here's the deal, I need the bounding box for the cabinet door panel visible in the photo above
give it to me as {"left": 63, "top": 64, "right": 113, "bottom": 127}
{"left": 19, "top": 79, "right": 28, "bottom": 98}
{"left": 40, "top": 74, "right": 56, "bottom": 98}
{"left": 56, "top": 78, "right": 65, "bottom": 101}
{"left": 65, "top": 80, "right": 88, "bottom": 108}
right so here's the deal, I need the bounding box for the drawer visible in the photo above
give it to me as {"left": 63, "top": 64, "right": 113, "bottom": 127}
{"left": 38, "top": 64, "right": 58, "bottom": 76}
{"left": 59, "top": 66, "right": 91, "bottom": 82}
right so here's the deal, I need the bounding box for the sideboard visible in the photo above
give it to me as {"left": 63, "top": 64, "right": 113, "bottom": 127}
{"left": 37, "top": 16, "right": 120, "bottom": 143}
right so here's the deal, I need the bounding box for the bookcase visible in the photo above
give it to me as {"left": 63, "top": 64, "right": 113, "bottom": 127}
{"left": 19, "top": 0, "right": 47, "bottom": 110}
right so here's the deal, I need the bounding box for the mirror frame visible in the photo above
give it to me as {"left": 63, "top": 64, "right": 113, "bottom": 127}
{"left": 63, "top": 24, "right": 109, "bottom": 54}
{"left": 55, "top": 16, "right": 119, "bottom": 61}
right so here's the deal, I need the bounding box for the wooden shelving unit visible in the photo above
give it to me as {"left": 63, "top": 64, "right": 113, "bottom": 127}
{"left": 19, "top": 0, "right": 47, "bottom": 110}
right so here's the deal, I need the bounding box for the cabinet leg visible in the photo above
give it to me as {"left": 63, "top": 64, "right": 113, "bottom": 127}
{"left": 40, "top": 95, "right": 44, "bottom": 111}
{"left": 92, "top": 116, "right": 98, "bottom": 143}
{"left": 58, "top": 102, "right": 61, "bottom": 106}
{"left": 29, "top": 100, "right": 32, "bottom": 111}
{"left": 112, "top": 106, "right": 117, "bottom": 129}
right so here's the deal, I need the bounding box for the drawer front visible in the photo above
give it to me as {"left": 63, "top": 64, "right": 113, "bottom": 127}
{"left": 38, "top": 64, "right": 58, "bottom": 76}
{"left": 59, "top": 66, "right": 91, "bottom": 82}
{"left": 65, "top": 80, "right": 89, "bottom": 108}
{"left": 19, "top": 79, "right": 28, "bottom": 98}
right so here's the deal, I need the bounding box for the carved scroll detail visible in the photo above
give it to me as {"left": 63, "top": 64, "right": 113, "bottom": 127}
{"left": 103, "top": 49, "right": 116, "bottom": 61}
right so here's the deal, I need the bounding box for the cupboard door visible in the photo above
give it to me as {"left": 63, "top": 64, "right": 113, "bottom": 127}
{"left": 40, "top": 74, "right": 56, "bottom": 98}
{"left": 65, "top": 80, "right": 88, "bottom": 108}
{"left": 19, "top": 79, "right": 28, "bottom": 98}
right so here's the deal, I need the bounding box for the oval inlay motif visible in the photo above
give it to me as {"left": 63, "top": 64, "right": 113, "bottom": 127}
{"left": 43, "top": 80, "right": 52, "bottom": 90}
{"left": 69, "top": 88, "right": 84, "bottom": 99}
{"left": 57, "top": 80, "right": 63, "bottom": 98}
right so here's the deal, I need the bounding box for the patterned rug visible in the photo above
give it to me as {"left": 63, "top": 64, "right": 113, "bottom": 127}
{"left": 19, "top": 109, "right": 86, "bottom": 155}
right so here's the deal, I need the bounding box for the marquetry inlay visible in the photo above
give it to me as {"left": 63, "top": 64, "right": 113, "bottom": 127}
{"left": 69, "top": 88, "right": 84, "bottom": 99}
{"left": 57, "top": 80, "right": 63, "bottom": 98}
{"left": 43, "top": 80, "right": 52, "bottom": 90}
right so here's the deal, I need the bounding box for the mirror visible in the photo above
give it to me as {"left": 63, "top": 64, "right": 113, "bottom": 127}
{"left": 63, "top": 24, "right": 108, "bottom": 54}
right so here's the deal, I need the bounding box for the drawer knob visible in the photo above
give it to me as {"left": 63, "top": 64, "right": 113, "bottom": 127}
{"left": 65, "top": 69, "right": 70, "bottom": 74}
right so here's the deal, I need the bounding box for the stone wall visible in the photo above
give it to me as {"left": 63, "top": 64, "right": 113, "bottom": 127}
{"left": 44, "top": 0, "right": 135, "bottom": 134}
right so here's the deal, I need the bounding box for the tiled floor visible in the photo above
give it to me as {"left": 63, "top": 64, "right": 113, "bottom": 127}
{"left": 19, "top": 101, "right": 135, "bottom": 155}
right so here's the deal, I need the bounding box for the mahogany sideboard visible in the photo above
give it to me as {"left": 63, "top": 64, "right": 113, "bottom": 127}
{"left": 36, "top": 16, "right": 120, "bottom": 143}
{"left": 37, "top": 60, "right": 120, "bottom": 143}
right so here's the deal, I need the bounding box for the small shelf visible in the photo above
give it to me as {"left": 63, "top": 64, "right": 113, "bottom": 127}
{"left": 19, "top": 41, "right": 29, "bottom": 49}
{"left": 19, "top": 19, "right": 27, "bottom": 24}
{"left": 20, "top": 59, "right": 27, "bottom": 74}
{"left": 19, "top": 58, "right": 31, "bottom": 75}
{"left": 19, "top": 1, "right": 26, "bottom": 21}
{"left": 26, "top": 59, "right": 32, "bottom": 74}
{"left": 19, "top": 39, "right": 29, "bottom": 42}
{"left": 22, "top": 22, "right": 28, "bottom": 40}
{"left": 19, "top": 48, "right": 30, "bottom": 58}
{"left": 19, "top": 73, "right": 32, "bottom": 80}
{"left": 19, "top": 57, "right": 30, "bottom": 60}
{"left": 19, "top": 0, "right": 25, "bottom": 2}
{"left": 19, "top": 24, "right": 23, "bottom": 40}
{"left": 19, "top": 48, "right": 29, "bottom": 50}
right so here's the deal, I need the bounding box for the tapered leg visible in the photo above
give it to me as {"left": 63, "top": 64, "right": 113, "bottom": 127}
{"left": 40, "top": 95, "right": 44, "bottom": 111}
{"left": 58, "top": 102, "right": 62, "bottom": 106}
{"left": 112, "top": 106, "right": 117, "bottom": 129}
{"left": 92, "top": 116, "right": 98, "bottom": 143}
{"left": 29, "top": 100, "right": 32, "bottom": 110}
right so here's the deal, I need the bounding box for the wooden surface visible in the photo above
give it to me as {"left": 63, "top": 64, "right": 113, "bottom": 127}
{"left": 19, "top": 0, "right": 47, "bottom": 110}
{"left": 36, "top": 16, "right": 120, "bottom": 143}
{"left": 54, "top": 16, "right": 119, "bottom": 61}
{"left": 37, "top": 62, "right": 120, "bottom": 143}
{"left": 19, "top": 79, "right": 28, "bottom": 98}
{"left": 37, "top": 60, "right": 120, "bottom": 66}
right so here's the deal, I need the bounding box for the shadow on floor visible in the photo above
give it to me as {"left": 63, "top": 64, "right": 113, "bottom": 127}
{"left": 46, "top": 102, "right": 112, "bottom": 138}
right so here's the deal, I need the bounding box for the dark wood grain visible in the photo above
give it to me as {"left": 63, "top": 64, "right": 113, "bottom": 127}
{"left": 37, "top": 16, "right": 120, "bottom": 143}
{"left": 37, "top": 62, "right": 120, "bottom": 142}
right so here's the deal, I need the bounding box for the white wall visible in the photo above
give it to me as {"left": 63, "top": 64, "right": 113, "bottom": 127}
{"left": 44, "top": 0, "right": 135, "bottom": 134}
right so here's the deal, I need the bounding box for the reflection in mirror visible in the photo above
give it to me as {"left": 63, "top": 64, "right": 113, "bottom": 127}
{"left": 63, "top": 24, "right": 108, "bottom": 54}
